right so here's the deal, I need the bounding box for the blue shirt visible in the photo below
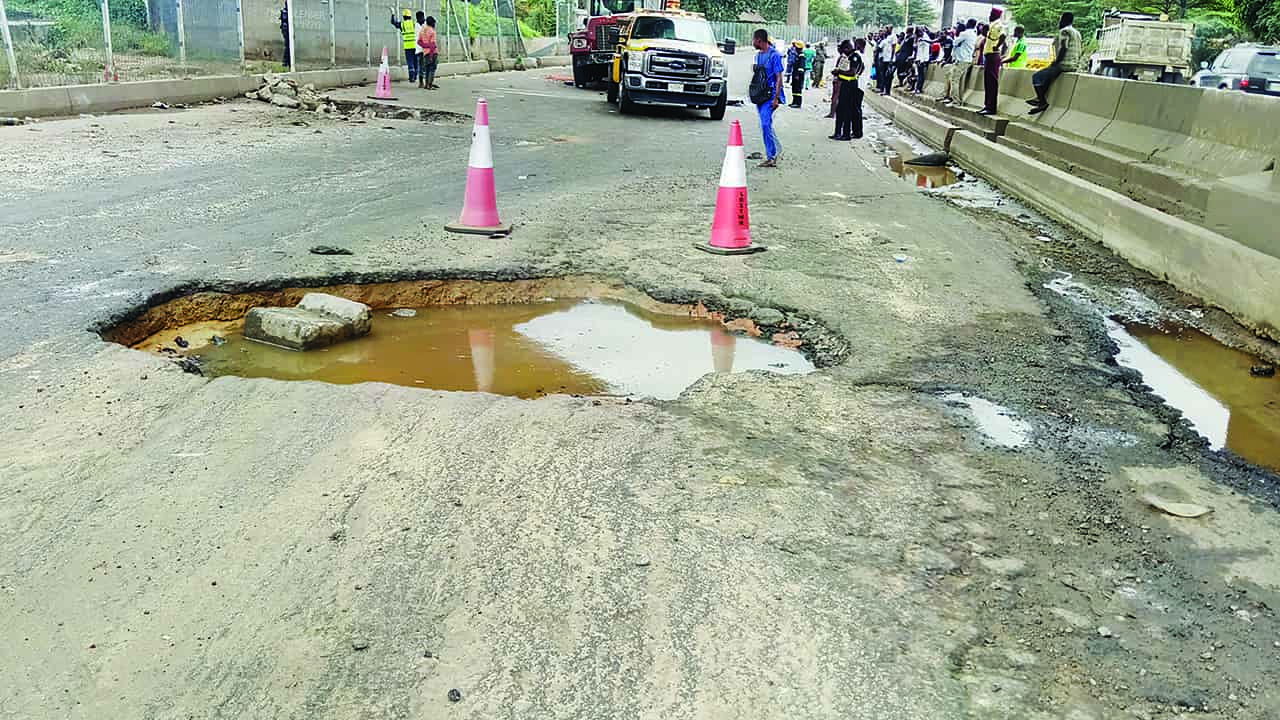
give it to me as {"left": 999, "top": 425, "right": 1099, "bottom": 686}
{"left": 755, "top": 46, "right": 785, "bottom": 105}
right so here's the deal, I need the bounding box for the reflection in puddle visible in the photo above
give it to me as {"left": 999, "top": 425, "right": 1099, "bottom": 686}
{"left": 1108, "top": 319, "right": 1280, "bottom": 471}
{"left": 190, "top": 299, "right": 814, "bottom": 400}
{"left": 887, "top": 154, "right": 958, "bottom": 188}
{"left": 942, "top": 393, "right": 1032, "bottom": 448}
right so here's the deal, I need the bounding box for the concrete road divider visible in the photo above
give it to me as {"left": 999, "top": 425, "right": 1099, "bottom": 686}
{"left": 1045, "top": 73, "right": 1123, "bottom": 144}
{"left": 865, "top": 91, "right": 959, "bottom": 151}
{"left": 950, "top": 129, "right": 1280, "bottom": 341}
{"left": 1, "top": 60, "right": 493, "bottom": 119}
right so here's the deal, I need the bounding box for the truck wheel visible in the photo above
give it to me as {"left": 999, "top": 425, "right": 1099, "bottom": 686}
{"left": 606, "top": 80, "right": 618, "bottom": 104}
{"left": 709, "top": 90, "right": 727, "bottom": 120}
{"left": 619, "top": 76, "right": 636, "bottom": 114}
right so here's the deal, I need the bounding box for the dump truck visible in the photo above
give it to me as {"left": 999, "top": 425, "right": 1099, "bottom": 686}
{"left": 568, "top": 0, "right": 667, "bottom": 87}
{"left": 1092, "top": 11, "right": 1194, "bottom": 83}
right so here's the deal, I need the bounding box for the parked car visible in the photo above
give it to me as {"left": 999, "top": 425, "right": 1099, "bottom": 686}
{"left": 1193, "top": 43, "right": 1280, "bottom": 96}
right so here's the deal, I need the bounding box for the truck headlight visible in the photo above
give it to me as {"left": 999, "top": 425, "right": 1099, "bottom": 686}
{"left": 627, "top": 52, "right": 644, "bottom": 72}
{"left": 711, "top": 58, "right": 726, "bottom": 77}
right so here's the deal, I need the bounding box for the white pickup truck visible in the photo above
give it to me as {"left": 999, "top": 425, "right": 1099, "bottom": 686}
{"left": 1092, "top": 12, "right": 1194, "bottom": 84}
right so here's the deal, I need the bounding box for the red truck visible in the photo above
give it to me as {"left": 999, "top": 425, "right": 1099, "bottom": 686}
{"left": 569, "top": 0, "right": 669, "bottom": 87}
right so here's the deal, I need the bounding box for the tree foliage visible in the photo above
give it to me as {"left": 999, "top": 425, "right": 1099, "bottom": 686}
{"left": 808, "top": 0, "right": 855, "bottom": 27}
{"left": 679, "top": 0, "right": 789, "bottom": 22}
{"left": 1007, "top": 0, "right": 1103, "bottom": 39}
{"left": 1237, "top": 0, "right": 1280, "bottom": 41}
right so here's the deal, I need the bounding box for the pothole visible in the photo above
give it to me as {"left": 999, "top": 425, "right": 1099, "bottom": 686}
{"left": 1107, "top": 318, "right": 1280, "bottom": 472}
{"left": 102, "top": 276, "right": 830, "bottom": 400}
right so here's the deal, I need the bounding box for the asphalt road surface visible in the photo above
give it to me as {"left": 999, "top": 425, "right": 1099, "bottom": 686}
{"left": 2, "top": 55, "right": 1279, "bottom": 719}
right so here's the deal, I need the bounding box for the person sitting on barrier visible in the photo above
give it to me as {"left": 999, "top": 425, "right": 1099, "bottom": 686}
{"left": 1028, "top": 12, "right": 1082, "bottom": 115}
{"left": 417, "top": 14, "right": 439, "bottom": 90}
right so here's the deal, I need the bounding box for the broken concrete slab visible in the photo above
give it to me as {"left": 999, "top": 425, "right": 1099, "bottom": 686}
{"left": 243, "top": 293, "right": 372, "bottom": 350}
{"left": 297, "top": 293, "right": 372, "bottom": 334}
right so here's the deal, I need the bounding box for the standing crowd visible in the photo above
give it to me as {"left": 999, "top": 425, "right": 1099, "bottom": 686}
{"left": 749, "top": 11, "right": 1084, "bottom": 165}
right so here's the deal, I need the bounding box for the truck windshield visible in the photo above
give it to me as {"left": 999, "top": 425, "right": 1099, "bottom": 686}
{"left": 1248, "top": 52, "right": 1280, "bottom": 78}
{"left": 598, "top": 0, "right": 634, "bottom": 13}
{"left": 630, "top": 16, "right": 715, "bottom": 44}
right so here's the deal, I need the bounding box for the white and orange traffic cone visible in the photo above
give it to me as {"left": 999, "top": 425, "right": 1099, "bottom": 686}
{"left": 369, "top": 47, "right": 397, "bottom": 101}
{"left": 695, "top": 120, "right": 765, "bottom": 255}
{"left": 445, "top": 99, "right": 512, "bottom": 235}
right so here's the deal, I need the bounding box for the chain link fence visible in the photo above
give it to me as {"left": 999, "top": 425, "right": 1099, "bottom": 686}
{"left": 1, "top": 0, "right": 563, "bottom": 90}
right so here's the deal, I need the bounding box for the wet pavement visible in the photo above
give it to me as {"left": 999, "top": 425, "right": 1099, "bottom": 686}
{"left": 187, "top": 299, "right": 812, "bottom": 399}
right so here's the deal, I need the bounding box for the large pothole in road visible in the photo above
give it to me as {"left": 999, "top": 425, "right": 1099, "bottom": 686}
{"left": 102, "top": 276, "right": 828, "bottom": 400}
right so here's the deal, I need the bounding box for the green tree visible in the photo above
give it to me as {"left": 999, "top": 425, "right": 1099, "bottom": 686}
{"left": 809, "top": 0, "right": 855, "bottom": 27}
{"left": 1237, "top": 0, "right": 1280, "bottom": 41}
{"left": 679, "top": 0, "right": 789, "bottom": 22}
{"left": 1007, "top": 0, "right": 1103, "bottom": 39}
{"left": 894, "top": 0, "right": 937, "bottom": 26}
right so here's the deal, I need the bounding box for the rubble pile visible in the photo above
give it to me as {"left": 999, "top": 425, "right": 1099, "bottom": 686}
{"left": 245, "top": 76, "right": 338, "bottom": 115}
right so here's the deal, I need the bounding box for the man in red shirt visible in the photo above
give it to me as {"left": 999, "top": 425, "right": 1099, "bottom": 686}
{"left": 417, "top": 15, "right": 439, "bottom": 89}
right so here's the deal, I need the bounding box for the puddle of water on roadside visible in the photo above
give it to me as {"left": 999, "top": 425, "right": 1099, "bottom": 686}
{"left": 188, "top": 299, "right": 814, "bottom": 400}
{"left": 941, "top": 393, "right": 1032, "bottom": 448}
{"left": 1107, "top": 319, "right": 1280, "bottom": 472}
{"left": 883, "top": 138, "right": 959, "bottom": 188}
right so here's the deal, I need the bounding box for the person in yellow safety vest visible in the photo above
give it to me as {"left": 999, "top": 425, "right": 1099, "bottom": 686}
{"left": 391, "top": 8, "right": 419, "bottom": 83}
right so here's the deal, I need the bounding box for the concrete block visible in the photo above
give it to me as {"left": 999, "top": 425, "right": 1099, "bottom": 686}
{"left": 995, "top": 67, "right": 1036, "bottom": 120}
{"left": 1094, "top": 80, "right": 1202, "bottom": 166}
{"left": 1024, "top": 72, "right": 1077, "bottom": 128}
{"left": 960, "top": 66, "right": 984, "bottom": 108}
{"left": 1205, "top": 171, "right": 1280, "bottom": 258}
{"left": 0, "top": 85, "right": 74, "bottom": 118}
{"left": 243, "top": 307, "right": 352, "bottom": 351}
{"left": 538, "top": 55, "right": 572, "bottom": 68}
{"left": 890, "top": 99, "right": 960, "bottom": 151}
{"left": 296, "top": 292, "right": 373, "bottom": 334}
{"left": 1166, "top": 88, "right": 1280, "bottom": 178}
{"left": 1048, "top": 73, "right": 1122, "bottom": 143}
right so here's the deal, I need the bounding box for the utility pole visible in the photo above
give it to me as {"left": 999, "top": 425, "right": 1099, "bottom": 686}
{"left": 101, "top": 0, "right": 115, "bottom": 80}
{"left": 176, "top": 0, "right": 187, "bottom": 65}
{"left": 0, "top": 0, "right": 20, "bottom": 89}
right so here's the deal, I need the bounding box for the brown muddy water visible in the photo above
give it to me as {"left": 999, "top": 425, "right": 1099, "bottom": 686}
{"left": 184, "top": 299, "right": 814, "bottom": 400}
{"left": 886, "top": 154, "right": 958, "bottom": 188}
{"left": 1108, "top": 319, "right": 1280, "bottom": 472}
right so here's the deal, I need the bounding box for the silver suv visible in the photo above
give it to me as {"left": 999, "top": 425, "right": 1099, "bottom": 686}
{"left": 1193, "top": 44, "right": 1280, "bottom": 96}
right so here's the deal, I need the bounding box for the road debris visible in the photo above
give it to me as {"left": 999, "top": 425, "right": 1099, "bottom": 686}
{"left": 310, "top": 245, "right": 353, "bottom": 256}
{"left": 1141, "top": 493, "right": 1212, "bottom": 518}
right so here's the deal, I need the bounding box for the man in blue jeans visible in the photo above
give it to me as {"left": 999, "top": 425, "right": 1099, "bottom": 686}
{"left": 751, "top": 29, "right": 785, "bottom": 168}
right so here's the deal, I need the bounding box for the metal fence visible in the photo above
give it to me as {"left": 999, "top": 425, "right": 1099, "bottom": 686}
{"left": 0, "top": 0, "right": 556, "bottom": 90}
{"left": 708, "top": 21, "right": 872, "bottom": 48}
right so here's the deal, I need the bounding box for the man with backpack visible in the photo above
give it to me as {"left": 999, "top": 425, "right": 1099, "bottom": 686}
{"left": 749, "top": 29, "right": 785, "bottom": 168}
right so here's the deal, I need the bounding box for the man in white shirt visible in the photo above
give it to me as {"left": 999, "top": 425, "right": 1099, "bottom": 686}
{"left": 913, "top": 30, "right": 932, "bottom": 93}
{"left": 943, "top": 19, "right": 978, "bottom": 104}
{"left": 876, "top": 27, "right": 896, "bottom": 94}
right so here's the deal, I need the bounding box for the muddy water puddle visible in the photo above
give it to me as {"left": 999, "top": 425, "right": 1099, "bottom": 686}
{"left": 1108, "top": 319, "right": 1280, "bottom": 471}
{"left": 187, "top": 299, "right": 813, "bottom": 400}
{"left": 885, "top": 140, "right": 959, "bottom": 188}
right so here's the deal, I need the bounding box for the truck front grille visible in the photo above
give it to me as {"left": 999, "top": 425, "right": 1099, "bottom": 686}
{"left": 595, "top": 25, "right": 620, "bottom": 50}
{"left": 646, "top": 52, "right": 708, "bottom": 80}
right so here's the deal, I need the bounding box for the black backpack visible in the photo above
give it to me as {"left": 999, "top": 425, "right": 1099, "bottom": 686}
{"left": 749, "top": 62, "right": 772, "bottom": 105}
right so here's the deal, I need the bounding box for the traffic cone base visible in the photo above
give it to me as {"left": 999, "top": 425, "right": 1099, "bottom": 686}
{"left": 446, "top": 99, "right": 510, "bottom": 235}
{"left": 367, "top": 95, "right": 400, "bottom": 101}
{"left": 692, "top": 241, "right": 766, "bottom": 255}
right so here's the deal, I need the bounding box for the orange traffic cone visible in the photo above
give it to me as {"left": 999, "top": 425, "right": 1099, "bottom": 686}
{"left": 695, "top": 120, "right": 765, "bottom": 255}
{"left": 445, "top": 99, "right": 512, "bottom": 235}
{"left": 369, "top": 47, "right": 397, "bottom": 100}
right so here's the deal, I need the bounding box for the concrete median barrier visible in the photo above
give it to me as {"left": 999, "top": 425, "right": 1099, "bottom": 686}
{"left": 0, "top": 85, "right": 73, "bottom": 118}
{"left": 1093, "top": 80, "right": 1200, "bottom": 165}
{"left": 1047, "top": 74, "right": 1122, "bottom": 143}
{"left": 866, "top": 91, "right": 960, "bottom": 151}
{"left": 950, "top": 129, "right": 1280, "bottom": 341}
{"left": 1166, "top": 88, "right": 1280, "bottom": 178}
{"left": 995, "top": 67, "right": 1036, "bottom": 120}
